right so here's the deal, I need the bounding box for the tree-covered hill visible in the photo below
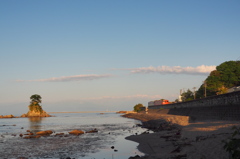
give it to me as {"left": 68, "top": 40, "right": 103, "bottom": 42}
{"left": 177, "top": 60, "right": 240, "bottom": 102}
{"left": 196, "top": 60, "right": 240, "bottom": 98}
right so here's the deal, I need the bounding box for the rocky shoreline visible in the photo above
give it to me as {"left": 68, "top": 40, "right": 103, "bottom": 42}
{"left": 0, "top": 113, "right": 146, "bottom": 158}
{"left": 0, "top": 113, "right": 52, "bottom": 118}
{"left": 1, "top": 110, "right": 239, "bottom": 159}
{"left": 0, "top": 127, "right": 112, "bottom": 158}
{"left": 123, "top": 111, "right": 240, "bottom": 159}
{"left": 0, "top": 108, "right": 52, "bottom": 118}
{"left": 0, "top": 114, "right": 16, "bottom": 118}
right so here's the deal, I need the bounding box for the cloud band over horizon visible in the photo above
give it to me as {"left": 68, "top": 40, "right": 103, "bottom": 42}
{"left": 16, "top": 65, "right": 216, "bottom": 82}
{"left": 16, "top": 74, "right": 114, "bottom": 82}
{"left": 129, "top": 65, "right": 216, "bottom": 75}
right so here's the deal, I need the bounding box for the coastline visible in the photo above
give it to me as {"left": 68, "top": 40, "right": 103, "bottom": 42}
{"left": 123, "top": 110, "right": 240, "bottom": 159}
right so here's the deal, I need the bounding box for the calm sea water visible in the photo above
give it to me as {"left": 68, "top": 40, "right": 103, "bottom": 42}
{"left": 0, "top": 113, "right": 146, "bottom": 159}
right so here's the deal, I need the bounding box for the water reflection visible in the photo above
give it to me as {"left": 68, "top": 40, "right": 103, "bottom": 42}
{"left": 1, "top": 113, "right": 146, "bottom": 158}
{"left": 28, "top": 117, "right": 44, "bottom": 132}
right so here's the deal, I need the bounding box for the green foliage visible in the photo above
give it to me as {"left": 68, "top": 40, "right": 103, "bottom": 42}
{"left": 29, "top": 94, "right": 43, "bottom": 113}
{"left": 217, "top": 61, "right": 240, "bottom": 88}
{"left": 30, "top": 94, "right": 42, "bottom": 104}
{"left": 196, "top": 61, "right": 240, "bottom": 98}
{"left": 133, "top": 103, "right": 144, "bottom": 112}
{"left": 181, "top": 89, "right": 194, "bottom": 101}
{"left": 29, "top": 104, "right": 43, "bottom": 113}
{"left": 223, "top": 126, "right": 240, "bottom": 159}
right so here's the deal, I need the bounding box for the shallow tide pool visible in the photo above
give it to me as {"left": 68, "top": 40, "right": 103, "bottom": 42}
{"left": 0, "top": 113, "right": 146, "bottom": 159}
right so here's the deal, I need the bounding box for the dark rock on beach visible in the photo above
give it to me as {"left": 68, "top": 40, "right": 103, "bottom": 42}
{"left": 129, "top": 155, "right": 141, "bottom": 159}
{"left": 86, "top": 128, "right": 98, "bottom": 133}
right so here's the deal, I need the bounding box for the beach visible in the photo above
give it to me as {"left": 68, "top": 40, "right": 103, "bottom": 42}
{"left": 0, "top": 111, "right": 239, "bottom": 159}
{"left": 123, "top": 110, "right": 240, "bottom": 159}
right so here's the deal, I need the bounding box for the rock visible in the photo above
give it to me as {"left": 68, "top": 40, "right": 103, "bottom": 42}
{"left": 0, "top": 115, "right": 3, "bottom": 118}
{"left": 129, "top": 155, "right": 141, "bottom": 159}
{"left": 17, "top": 157, "right": 28, "bottom": 159}
{"left": 36, "top": 130, "right": 53, "bottom": 135}
{"left": 117, "top": 111, "right": 136, "bottom": 114}
{"left": 55, "top": 133, "right": 64, "bottom": 136}
{"left": 68, "top": 130, "right": 84, "bottom": 135}
{"left": 21, "top": 104, "right": 51, "bottom": 117}
{"left": 2, "top": 114, "right": 14, "bottom": 118}
{"left": 21, "top": 114, "right": 27, "bottom": 117}
{"left": 35, "top": 135, "right": 41, "bottom": 138}
{"left": 171, "top": 146, "right": 181, "bottom": 153}
{"left": 22, "top": 110, "right": 51, "bottom": 117}
{"left": 116, "top": 111, "right": 128, "bottom": 114}
{"left": 23, "top": 135, "right": 41, "bottom": 139}
{"left": 86, "top": 129, "right": 98, "bottom": 133}
{"left": 23, "top": 136, "right": 32, "bottom": 139}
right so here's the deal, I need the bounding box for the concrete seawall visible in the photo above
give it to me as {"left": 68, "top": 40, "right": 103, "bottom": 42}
{"left": 148, "top": 91, "right": 240, "bottom": 121}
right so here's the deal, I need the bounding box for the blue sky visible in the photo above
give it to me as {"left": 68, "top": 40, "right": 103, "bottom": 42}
{"left": 0, "top": 0, "right": 240, "bottom": 115}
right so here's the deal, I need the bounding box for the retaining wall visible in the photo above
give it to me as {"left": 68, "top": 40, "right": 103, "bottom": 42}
{"left": 148, "top": 91, "right": 240, "bottom": 121}
{"left": 149, "top": 91, "right": 240, "bottom": 109}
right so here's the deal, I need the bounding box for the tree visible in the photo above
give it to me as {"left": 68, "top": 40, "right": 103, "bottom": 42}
{"left": 29, "top": 94, "right": 43, "bottom": 113}
{"left": 133, "top": 103, "right": 144, "bottom": 112}
{"left": 204, "top": 70, "right": 224, "bottom": 96}
{"left": 196, "top": 60, "right": 240, "bottom": 98}
{"left": 216, "top": 61, "right": 240, "bottom": 88}
{"left": 181, "top": 89, "right": 194, "bottom": 101}
{"left": 30, "top": 94, "right": 42, "bottom": 105}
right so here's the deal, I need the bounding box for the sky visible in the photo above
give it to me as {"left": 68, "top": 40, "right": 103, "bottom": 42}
{"left": 0, "top": 0, "right": 240, "bottom": 115}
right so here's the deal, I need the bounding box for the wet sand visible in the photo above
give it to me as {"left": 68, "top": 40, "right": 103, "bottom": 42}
{"left": 124, "top": 111, "right": 240, "bottom": 159}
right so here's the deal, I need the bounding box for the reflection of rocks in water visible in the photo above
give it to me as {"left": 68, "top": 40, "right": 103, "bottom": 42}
{"left": 28, "top": 117, "right": 44, "bottom": 132}
{"left": 0, "top": 123, "right": 144, "bottom": 158}
{"left": 29, "top": 117, "right": 42, "bottom": 122}
{"left": 0, "top": 128, "right": 112, "bottom": 158}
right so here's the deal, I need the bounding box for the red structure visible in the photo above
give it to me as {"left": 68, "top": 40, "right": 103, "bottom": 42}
{"left": 162, "top": 99, "right": 169, "bottom": 105}
{"left": 153, "top": 99, "right": 169, "bottom": 106}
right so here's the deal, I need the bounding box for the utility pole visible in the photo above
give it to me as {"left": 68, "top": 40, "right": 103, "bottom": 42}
{"left": 193, "top": 87, "right": 196, "bottom": 99}
{"left": 178, "top": 89, "right": 182, "bottom": 102}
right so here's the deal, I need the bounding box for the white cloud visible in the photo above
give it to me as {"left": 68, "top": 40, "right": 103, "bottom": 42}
{"left": 81, "top": 94, "right": 163, "bottom": 101}
{"left": 129, "top": 65, "right": 216, "bottom": 75}
{"left": 16, "top": 74, "right": 114, "bottom": 82}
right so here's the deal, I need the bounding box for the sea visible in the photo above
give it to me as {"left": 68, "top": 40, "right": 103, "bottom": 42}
{"left": 0, "top": 112, "right": 147, "bottom": 159}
